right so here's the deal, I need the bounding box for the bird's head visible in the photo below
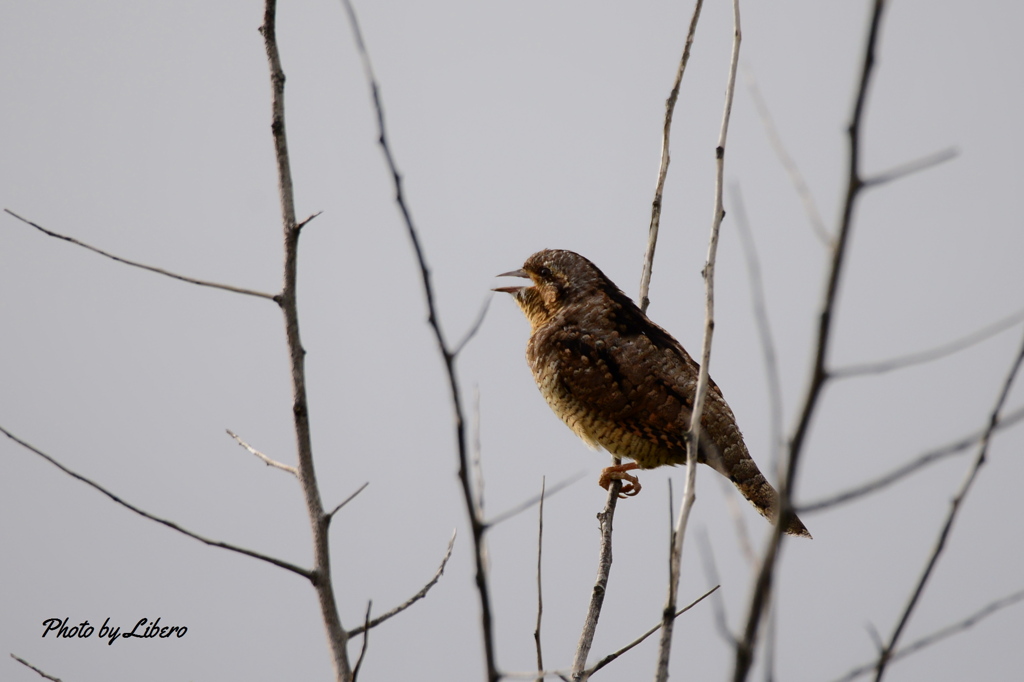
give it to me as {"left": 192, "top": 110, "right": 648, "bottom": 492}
{"left": 493, "top": 249, "right": 606, "bottom": 330}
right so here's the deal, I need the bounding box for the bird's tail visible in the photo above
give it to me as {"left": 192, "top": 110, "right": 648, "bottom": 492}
{"left": 698, "top": 423, "right": 812, "bottom": 539}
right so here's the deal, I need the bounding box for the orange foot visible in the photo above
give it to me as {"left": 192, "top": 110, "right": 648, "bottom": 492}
{"left": 598, "top": 462, "right": 642, "bottom": 498}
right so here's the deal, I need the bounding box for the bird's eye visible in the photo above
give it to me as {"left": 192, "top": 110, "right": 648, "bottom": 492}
{"left": 537, "top": 266, "right": 552, "bottom": 279}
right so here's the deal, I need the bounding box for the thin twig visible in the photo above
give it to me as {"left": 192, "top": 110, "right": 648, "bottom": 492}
{"left": 534, "top": 477, "right": 546, "bottom": 682}
{"left": 872, "top": 331, "right": 1024, "bottom": 682}
{"left": 831, "top": 305, "right": 1024, "bottom": 378}
{"left": 352, "top": 601, "right": 372, "bottom": 682}
{"left": 453, "top": 296, "right": 494, "bottom": 357}
{"left": 831, "top": 589, "right": 1024, "bottom": 682}
{"left": 697, "top": 529, "right": 738, "bottom": 645}
{"left": 4, "top": 209, "right": 277, "bottom": 301}
{"left": 296, "top": 210, "right": 324, "bottom": 231}
{"left": 486, "top": 472, "right": 586, "bottom": 527}
{"left": 742, "top": 69, "right": 831, "bottom": 247}
{"left": 730, "top": 182, "right": 786, "bottom": 511}
{"left": 0, "top": 424, "right": 312, "bottom": 578}
{"left": 471, "top": 387, "right": 486, "bottom": 516}
{"left": 347, "top": 530, "right": 457, "bottom": 637}
{"left": 862, "top": 147, "right": 958, "bottom": 188}
{"left": 260, "top": 3, "right": 351, "bottom": 679}
{"left": 733, "top": 3, "right": 889, "bottom": 679}
{"left": 570, "top": 484, "right": 621, "bottom": 681}
{"left": 655, "top": 3, "right": 740, "bottom": 680}
{"left": 587, "top": 585, "right": 720, "bottom": 677}
{"left": 226, "top": 429, "right": 298, "bottom": 475}
{"left": 337, "top": 1, "right": 497, "bottom": 678}
{"left": 638, "top": 0, "right": 706, "bottom": 314}
{"left": 799, "top": 404, "right": 1024, "bottom": 513}
{"left": 327, "top": 482, "right": 371, "bottom": 522}
{"left": 10, "top": 654, "right": 62, "bottom": 682}
{"left": 571, "top": 2, "right": 709, "bottom": 673}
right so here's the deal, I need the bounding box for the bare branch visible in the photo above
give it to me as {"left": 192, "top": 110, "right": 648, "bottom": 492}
{"left": 697, "top": 530, "right": 738, "bottom": 645}
{"left": 734, "top": 3, "right": 889, "bottom": 679}
{"left": 4, "top": 209, "right": 277, "bottom": 301}
{"left": 351, "top": 601, "right": 372, "bottom": 682}
{"left": 571, "top": 484, "right": 622, "bottom": 681}
{"left": 638, "top": 0, "right": 706, "bottom": 313}
{"left": 799, "top": 404, "right": 1024, "bottom": 513}
{"left": 730, "top": 183, "right": 785, "bottom": 496}
{"left": 296, "top": 210, "right": 324, "bottom": 231}
{"left": 872, "top": 331, "right": 1024, "bottom": 682}
{"left": 534, "top": 477, "right": 547, "bottom": 682}
{"left": 347, "top": 530, "right": 456, "bottom": 637}
{"left": 832, "top": 305, "right": 1024, "bottom": 378}
{"left": 10, "top": 654, "right": 62, "bottom": 682}
{"left": 862, "top": 147, "right": 958, "bottom": 188}
{"left": 337, "top": 1, "right": 496, "bottom": 678}
{"left": 831, "top": 589, "right": 1024, "bottom": 682}
{"left": 486, "top": 472, "right": 586, "bottom": 527}
{"left": 1, "top": 424, "right": 312, "bottom": 579}
{"left": 742, "top": 69, "right": 831, "bottom": 246}
{"left": 226, "top": 429, "right": 298, "bottom": 475}
{"left": 656, "top": 3, "right": 740, "bottom": 679}
{"left": 587, "top": 585, "right": 720, "bottom": 677}
{"left": 260, "top": 2, "right": 351, "bottom": 678}
{"left": 327, "top": 482, "right": 371, "bottom": 522}
{"left": 453, "top": 296, "right": 493, "bottom": 357}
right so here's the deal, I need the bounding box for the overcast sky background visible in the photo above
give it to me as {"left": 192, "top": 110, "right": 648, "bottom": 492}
{"left": 3, "top": 1, "right": 1023, "bottom": 680}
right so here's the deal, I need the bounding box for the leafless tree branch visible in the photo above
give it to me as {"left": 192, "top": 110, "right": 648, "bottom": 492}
{"left": 871, "top": 331, "right": 1024, "bottom": 681}
{"left": 639, "top": 0, "right": 705, "bottom": 314}
{"left": 260, "top": 2, "right": 352, "bottom": 678}
{"left": 0, "top": 424, "right": 312, "bottom": 579}
{"left": 742, "top": 69, "right": 831, "bottom": 246}
{"left": 589, "top": 585, "right": 720, "bottom": 677}
{"left": 351, "top": 601, "right": 372, "bottom": 682}
{"left": 733, "top": 2, "right": 889, "bottom": 679}
{"left": 655, "top": 2, "right": 740, "bottom": 679}
{"left": 799, "top": 404, "right": 1024, "bottom": 513}
{"left": 3, "top": 209, "right": 277, "bottom": 301}
{"left": 338, "top": 0, "right": 497, "bottom": 676}
{"left": 862, "top": 147, "right": 958, "bottom": 188}
{"left": 570, "top": 485, "right": 622, "bottom": 681}
{"left": 10, "top": 654, "right": 62, "bottom": 682}
{"left": 831, "top": 589, "right": 1024, "bottom": 682}
{"left": 226, "top": 429, "right": 298, "bottom": 475}
{"left": 454, "top": 296, "right": 494, "bottom": 357}
{"left": 327, "top": 482, "right": 371, "bottom": 522}
{"left": 485, "top": 472, "right": 585, "bottom": 527}
{"left": 347, "top": 530, "right": 457, "bottom": 637}
{"left": 831, "top": 305, "right": 1024, "bottom": 378}
{"left": 730, "top": 183, "right": 786, "bottom": 490}
{"left": 534, "top": 477, "right": 547, "bottom": 682}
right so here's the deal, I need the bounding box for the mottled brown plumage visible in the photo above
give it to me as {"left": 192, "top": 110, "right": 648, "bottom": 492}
{"left": 496, "top": 249, "right": 810, "bottom": 538}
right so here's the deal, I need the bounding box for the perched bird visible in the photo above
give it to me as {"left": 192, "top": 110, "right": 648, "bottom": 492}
{"left": 495, "top": 249, "right": 810, "bottom": 538}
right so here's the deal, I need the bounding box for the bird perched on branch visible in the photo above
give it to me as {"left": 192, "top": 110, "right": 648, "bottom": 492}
{"left": 495, "top": 249, "right": 810, "bottom": 538}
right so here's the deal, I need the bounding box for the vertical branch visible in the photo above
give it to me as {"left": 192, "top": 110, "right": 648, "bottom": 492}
{"left": 654, "top": 1, "right": 741, "bottom": 680}
{"left": 337, "top": 1, "right": 497, "bottom": 679}
{"left": 733, "top": 2, "right": 888, "bottom": 680}
{"left": 572, "top": 1, "right": 708, "bottom": 676}
{"left": 534, "top": 477, "right": 546, "bottom": 682}
{"left": 571, "top": 490, "right": 621, "bottom": 681}
{"left": 639, "top": 0, "right": 707, "bottom": 314}
{"left": 260, "top": 2, "right": 352, "bottom": 681}
{"left": 872, "top": 332, "right": 1024, "bottom": 682}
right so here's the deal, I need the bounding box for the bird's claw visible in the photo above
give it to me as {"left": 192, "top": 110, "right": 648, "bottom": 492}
{"left": 598, "top": 464, "right": 642, "bottom": 498}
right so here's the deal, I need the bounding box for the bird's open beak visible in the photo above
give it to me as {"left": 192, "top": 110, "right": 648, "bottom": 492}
{"left": 493, "top": 268, "right": 530, "bottom": 294}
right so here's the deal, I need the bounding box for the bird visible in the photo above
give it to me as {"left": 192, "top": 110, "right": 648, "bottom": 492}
{"left": 494, "top": 248, "right": 810, "bottom": 538}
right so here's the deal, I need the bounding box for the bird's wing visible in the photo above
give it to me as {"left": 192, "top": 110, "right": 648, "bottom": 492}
{"left": 548, "top": 323, "right": 702, "bottom": 455}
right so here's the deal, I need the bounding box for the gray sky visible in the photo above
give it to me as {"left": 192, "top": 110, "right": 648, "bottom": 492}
{"left": 3, "top": 1, "right": 1023, "bottom": 680}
